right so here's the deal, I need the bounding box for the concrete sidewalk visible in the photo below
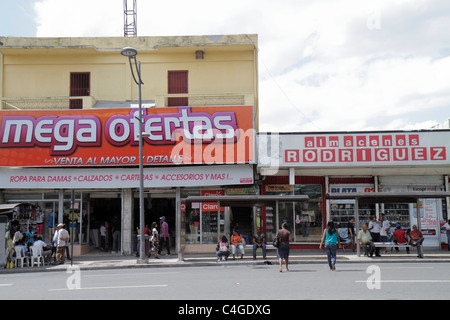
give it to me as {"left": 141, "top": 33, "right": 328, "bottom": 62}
{"left": 3, "top": 248, "right": 450, "bottom": 273}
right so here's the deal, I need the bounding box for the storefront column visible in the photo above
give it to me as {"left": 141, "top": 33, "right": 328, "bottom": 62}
{"left": 374, "top": 176, "right": 380, "bottom": 218}
{"left": 58, "top": 189, "right": 64, "bottom": 224}
{"left": 325, "top": 176, "right": 330, "bottom": 222}
{"left": 176, "top": 187, "right": 183, "bottom": 261}
{"left": 121, "top": 188, "right": 134, "bottom": 256}
{"left": 445, "top": 175, "right": 450, "bottom": 220}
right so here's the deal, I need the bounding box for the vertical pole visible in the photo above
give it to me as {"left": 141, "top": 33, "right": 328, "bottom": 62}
{"left": 70, "top": 190, "right": 75, "bottom": 266}
{"left": 355, "top": 197, "right": 360, "bottom": 257}
{"left": 217, "top": 201, "right": 221, "bottom": 242}
{"left": 138, "top": 60, "right": 146, "bottom": 263}
{"left": 176, "top": 187, "right": 183, "bottom": 261}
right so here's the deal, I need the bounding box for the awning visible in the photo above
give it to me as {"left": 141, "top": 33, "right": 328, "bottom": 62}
{"left": 0, "top": 203, "right": 21, "bottom": 210}
{"left": 182, "top": 194, "right": 310, "bottom": 207}
{"left": 326, "top": 191, "right": 450, "bottom": 204}
{"left": 0, "top": 203, "right": 21, "bottom": 214}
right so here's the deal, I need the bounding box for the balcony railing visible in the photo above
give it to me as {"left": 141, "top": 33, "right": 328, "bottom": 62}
{"left": 0, "top": 96, "right": 96, "bottom": 110}
{"left": 0, "top": 94, "right": 255, "bottom": 110}
{"left": 156, "top": 94, "right": 254, "bottom": 107}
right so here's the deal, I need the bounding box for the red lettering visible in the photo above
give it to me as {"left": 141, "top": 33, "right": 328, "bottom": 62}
{"left": 430, "top": 147, "right": 446, "bottom": 160}
{"left": 396, "top": 135, "right": 406, "bottom": 146}
{"left": 339, "top": 149, "right": 353, "bottom": 162}
{"left": 329, "top": 136, "right": 339, "bottom": 147}
{"left": 305, "top": 136, "right": 315, "bottom": 147}
{"left": 393, "top": 148, "right": 408, "bottom": 161}
{"left": 356, "top": 149, "right": 372, "bottom": 162}
{"left": 285, "top": 150, "right": 300, "bottom": 162}
{"left": 374, "top": 148, "right": 390, "bottom": 161}
{"left": 316, "top": 136, "right": 326, "bottom": 148}
{"left": 382, "top": 135, "right": 392, "bottom": 146}
{"left": 343, "top": 136, "right": 353, "bottom": 147}
{"left": 303, "top": 149, "right": 318, "bottom": 162}
{"left": 356, "top": 136, "right": 366, "bottom": 147}
{"left": 321, "top": 149, "right": 335, "bottom": 162}
{"left": 409, "top": 134, "right": 419, "bottom": 146}
{"left": 369, "top": 136, "right": 379, "bottom": 147}
{"left": 412, "top": 147, "right": 427, "bottom": 160}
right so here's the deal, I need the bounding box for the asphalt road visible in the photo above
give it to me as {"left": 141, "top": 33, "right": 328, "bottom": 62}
{"left": 1, "top": 262, "right": 449, "bottom": 302}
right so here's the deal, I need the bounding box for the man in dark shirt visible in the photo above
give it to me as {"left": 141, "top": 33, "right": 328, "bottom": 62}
{"left": 409, "top": 225, "right": 424, "bottom": 258}
{"left": 252, "top": 227, "right": 266, "bottom": 260}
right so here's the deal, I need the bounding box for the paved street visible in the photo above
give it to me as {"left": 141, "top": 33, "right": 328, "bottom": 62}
{"left": 1, "top": 261, "right": 450, "bottom": 302}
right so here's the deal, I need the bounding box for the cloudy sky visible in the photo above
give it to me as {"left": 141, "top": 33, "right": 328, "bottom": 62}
{"left": 2, "top": 0, "right": 450, "bottom": 132}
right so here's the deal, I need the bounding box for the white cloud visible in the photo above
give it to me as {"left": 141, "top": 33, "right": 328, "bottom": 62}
{"left": 33, "top": 0, "right": 450, "bottom": 132}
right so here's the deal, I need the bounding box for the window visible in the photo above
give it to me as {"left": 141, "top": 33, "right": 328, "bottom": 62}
{"left": 168, "top": 70, "right": 188, "bottom": 106}
{"left": 70, "top": 72, "right": 90, "bottom": 109}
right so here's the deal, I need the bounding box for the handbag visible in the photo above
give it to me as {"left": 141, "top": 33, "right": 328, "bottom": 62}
{"left": 273, "top": 235, "right": 280, "bottom": 248}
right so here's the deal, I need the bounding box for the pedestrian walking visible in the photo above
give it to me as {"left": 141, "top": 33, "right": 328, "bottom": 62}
{"left": 319, "top": 221, "right": 341, "bottom": 271}
{"left": 276, "top": 222, "right": 291, "bottom": 272}
{"left": 55, "top": 223, "right": 69, "bottom": 264}
{"left": 150, "top": 222, "right": 160, "bottom": 259}
{"left": 160, "top": 216, "right": 170, "bottom": 255}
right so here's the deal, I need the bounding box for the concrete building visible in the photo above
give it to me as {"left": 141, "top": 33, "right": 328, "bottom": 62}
{"left": 0, "top": 35, "right": 258, "bottom": 256}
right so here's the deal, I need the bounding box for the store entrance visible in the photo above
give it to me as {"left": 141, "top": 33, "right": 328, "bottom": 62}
{"left": 230, "top": 207, "right": 253, "bottom": 244}
{"left": 90, "top": 198, "right": 121, "bottom": 251}
{"left": 136, "top": 197, "right": 176, "bottom": 254}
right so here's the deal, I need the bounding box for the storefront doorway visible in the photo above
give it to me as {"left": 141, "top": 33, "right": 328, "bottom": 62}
{"left": 230, "top": 207, "right": 253, "bottom": 243}
{"left": 133, "top": 191, "right": 176, "bottom": 254}
{"left": 90, "top": 197, "right": 121, "bottom": 251}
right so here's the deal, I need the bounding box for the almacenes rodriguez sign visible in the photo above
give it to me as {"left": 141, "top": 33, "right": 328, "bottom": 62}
{"left": 279, "top": 132, "right": 449, "bottom": 167}
{"left": 0, "top": 106, "right": 254, "bottom": 167}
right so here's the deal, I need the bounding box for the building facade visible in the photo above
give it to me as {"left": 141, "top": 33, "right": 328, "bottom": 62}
{"left": 0, "top": 35, "right": 258, "bottom": 256}
{"left": 258, "top": 131, "right": 450, "bottom": 249}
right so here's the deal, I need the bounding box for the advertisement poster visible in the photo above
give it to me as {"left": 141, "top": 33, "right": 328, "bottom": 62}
{"left": 0, "top": 106, "right": 254, "bottom": 167}
{"left": 259, "top": 131, "right": 450, "bottom": 168}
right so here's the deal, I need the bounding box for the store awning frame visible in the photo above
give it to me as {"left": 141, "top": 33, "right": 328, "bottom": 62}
{"left": 182, "top": 194, "right": 310, "bottom": 208}
{"left": 0, "top": 203, "right": 22, "bottom": 214}
{"left": 326, "top": 192, "right": 450, "bottom": 256}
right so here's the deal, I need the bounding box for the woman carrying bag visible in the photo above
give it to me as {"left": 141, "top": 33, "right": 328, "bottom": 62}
{"left": 275, "top": 222, "right": 291, "bottom": 272}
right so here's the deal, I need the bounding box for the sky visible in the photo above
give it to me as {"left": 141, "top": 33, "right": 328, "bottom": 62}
{"left": 1, "top": 0, "right": 450, "bottom": 133}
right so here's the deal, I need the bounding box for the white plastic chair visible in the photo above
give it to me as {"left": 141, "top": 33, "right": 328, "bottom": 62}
{"left": 14, "top": 246, "right": 29, "bottom": 268}
{"left": 30, "top": 246, "right": 45, "bottom": 267}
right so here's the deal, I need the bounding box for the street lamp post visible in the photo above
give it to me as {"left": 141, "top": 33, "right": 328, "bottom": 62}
{"left": 121, "top": 46, "right": 147, "bottom": 263}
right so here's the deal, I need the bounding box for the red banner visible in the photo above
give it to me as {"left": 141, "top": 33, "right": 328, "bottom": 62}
{"left": 0, "top": 106, "right": 254, "bottom": 167}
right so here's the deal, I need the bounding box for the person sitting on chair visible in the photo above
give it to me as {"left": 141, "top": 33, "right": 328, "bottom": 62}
{"left": 230, "top": 229, "right": 245, "bottom": 259}
{"left": 393, "top": 224, "right": 409, "bottom": 254}
{"left": 357, "top": 224, "right": 375, "bottom": 257}
{"left": 252, "top": 227, "right": 266, "bottom": 260}
{"left": 409, "top": 225, "right": 424, "bottom": 258}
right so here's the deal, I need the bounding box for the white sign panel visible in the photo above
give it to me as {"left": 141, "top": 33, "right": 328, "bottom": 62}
{"left": 0, "top": 165, "right": 254, "bottom": 189}
{"left": 259, "top": 131, "right": 450, "bottom": 168}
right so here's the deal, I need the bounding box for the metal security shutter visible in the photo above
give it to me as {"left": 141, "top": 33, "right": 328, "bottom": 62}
{"left": 70, "top": 72, "right": 90, "bottom": 109}
{"left": 168, "top": 70, "right": 188, "bottom": 94}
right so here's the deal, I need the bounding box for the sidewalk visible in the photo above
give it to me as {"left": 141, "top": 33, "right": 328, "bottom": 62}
{"left": 3, "top": 248, "right": 450, "bottom": 274}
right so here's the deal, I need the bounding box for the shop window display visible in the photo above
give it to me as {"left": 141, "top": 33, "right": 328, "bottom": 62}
{"left": 265, "top": 184, "right": 323, "bottom": 242}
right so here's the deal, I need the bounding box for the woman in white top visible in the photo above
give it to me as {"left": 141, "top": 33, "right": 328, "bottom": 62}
{"left": 150, "top": 222, "right": 160, "bottom": 259}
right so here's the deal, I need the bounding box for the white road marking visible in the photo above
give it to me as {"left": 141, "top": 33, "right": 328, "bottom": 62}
{"left": 356, "top": 280, "right": 450, "bottom": 283}
{"left": 49, "top": 284, "right": 168, "bottom": 291}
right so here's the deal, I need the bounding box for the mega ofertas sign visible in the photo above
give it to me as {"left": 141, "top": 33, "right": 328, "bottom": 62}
{"left": 0, "top": 106, "right": 254, "bottom": 167}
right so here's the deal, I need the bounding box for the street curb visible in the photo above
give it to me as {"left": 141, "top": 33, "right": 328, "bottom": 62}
{"left": 2, "top": 254, "right": 450, "bottom": 274}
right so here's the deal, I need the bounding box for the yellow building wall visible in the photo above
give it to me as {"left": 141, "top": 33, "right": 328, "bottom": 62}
{"left": 0, "top": 35, "right": 258, "bottom": 127}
